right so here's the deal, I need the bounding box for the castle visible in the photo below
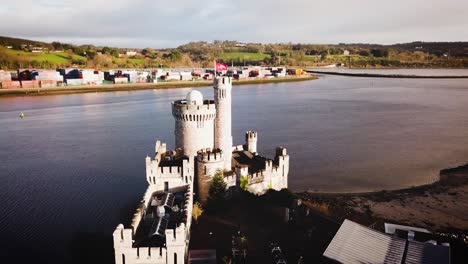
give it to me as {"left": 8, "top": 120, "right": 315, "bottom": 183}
{"left": 113, "top": 76, "right": 289, "bottom": 264}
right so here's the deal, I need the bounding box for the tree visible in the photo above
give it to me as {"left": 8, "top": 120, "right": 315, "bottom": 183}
{"left": 240, "top": 175, "right": 248, "bottom": 191}
{"left": 370, "top": 48, "right": 389, "bottom": 58}
{"left": 320, "top": 50, "right": 328, "bottom": 61}
{"left": 192, "top": 202, "right": 203, "bottom": 224}
{"left": 207, "top": 169, "right": 227, "bottom": 211}
{"left": 101, "top": 46, "right": 111, "bottom": 54}
{"left": 358, "top": 50, "right": 370, "bottom": 56}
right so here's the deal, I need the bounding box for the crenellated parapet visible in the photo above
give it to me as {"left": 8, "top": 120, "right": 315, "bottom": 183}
{"left": 113, "top": 184, "right": 193, "bottom": 264}
{"left": 171, "top": 100, "right": 216, "bottom": 123}
{"left": 196, "top": 148, "right": 225, "bottom": 203}
{"left": 172, "top": 98, "right": 216, "bottom": 156}
{"left": 113, "top": 223, "right": 168, "bottom": 264}
{"left": 196, "top": 148, "right": 224, "bottom": 163}
{"left": 146, "top": 140, "right": 194, "bottom": 191}
{"left": 233, "top": 146, "right": 289, "bottom": 195}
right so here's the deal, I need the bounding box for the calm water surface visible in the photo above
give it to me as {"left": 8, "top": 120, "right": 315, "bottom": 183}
{"left": 1, "top": 75, "right": 468, "bottom": 262}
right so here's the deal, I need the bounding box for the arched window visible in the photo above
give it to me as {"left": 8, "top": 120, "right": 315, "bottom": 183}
{"left": 174, "top": 253, "right": 177, "bottom": 264}
{"left": 122, "top": 254, "right": 126, "bottom": 264}
{"left": 204, "top": 166, "right": 207, "bottom": 174}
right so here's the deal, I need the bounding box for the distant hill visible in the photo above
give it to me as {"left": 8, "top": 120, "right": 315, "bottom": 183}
{"left": 0, "top": 35, "right": 467, "bottom": 70}
{"left": 0, "top": 36, "right": 52, "bottom": 49}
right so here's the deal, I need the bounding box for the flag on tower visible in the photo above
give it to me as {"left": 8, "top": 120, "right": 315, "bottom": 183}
{"left": 215, "top": 62, "right": 228, "bottom": 72}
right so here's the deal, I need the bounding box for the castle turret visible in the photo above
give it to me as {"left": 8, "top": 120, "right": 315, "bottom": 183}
{"left": 172, "top": 90, "right": 216, "bottom": 157}
{"left": 275, "top": 146, "right": 289, "bottom": 188}
{"left": 196, "top": 148, "right": 224, "bottom": 203}
{"left": 214, "top": 77, "right": 233, "bottom": 171}
{"left": 245, "top": 131, "right": 258, "bottom": 153}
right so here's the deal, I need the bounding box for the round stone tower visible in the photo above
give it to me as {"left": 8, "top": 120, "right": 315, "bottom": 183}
{"left": 245, "top": 131, "right": 258, "bottom": 153}
{"left": 196, "top": 148, "right": 224, "bottom": 203}
{"left": 172, "top": 90, "right": 216, "bottom": 157}
{"left": 214, "top": 76, "right": 233, "bottom": 171}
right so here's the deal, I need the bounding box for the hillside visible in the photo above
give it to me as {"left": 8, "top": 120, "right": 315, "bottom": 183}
{"left": 1, "top": 36, "right": 468, "bottom": 70}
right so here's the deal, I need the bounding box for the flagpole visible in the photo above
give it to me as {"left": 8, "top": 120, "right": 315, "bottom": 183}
{"left": 213, "top": 59, "right": 216, "bottom": 78}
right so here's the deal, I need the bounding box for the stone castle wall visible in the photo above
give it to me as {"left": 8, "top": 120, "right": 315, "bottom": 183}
{"left": 145, "top": 141, "right": 194, "bottom": 191}
{"left": 235, "top": 146, "right": 289, "bottom": 195}
{"left": 113, "top": 179, "right": 193, "bottom": 264}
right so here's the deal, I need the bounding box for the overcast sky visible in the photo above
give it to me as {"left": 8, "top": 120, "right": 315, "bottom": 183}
{"left": 1, "top": 0, "right": 467, "bottom": 48}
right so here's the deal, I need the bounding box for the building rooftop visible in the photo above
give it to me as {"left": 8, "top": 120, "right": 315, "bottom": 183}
{"left": 232, "top": 150, "right": 270, "bottom": 174}
{"left": 159, "top": 152, "right": 188, "bottom": 167}
{"left": 133, "top": 190, "right": 187, "bottom": 248}
{"left": 323, "top": 219, "right": 450, "bottom": 264}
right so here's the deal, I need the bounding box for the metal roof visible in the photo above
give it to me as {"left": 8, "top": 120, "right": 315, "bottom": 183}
{"left": 405, "top": 241, "right": 450, "bottom": 264}
{"left": 324, "top": 220, "right": 451, "bottom": 264}
{"left": 323, "top": 219, "right": 406, "bottom": 264}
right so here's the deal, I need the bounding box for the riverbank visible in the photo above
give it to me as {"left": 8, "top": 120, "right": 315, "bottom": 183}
{"left": 0, "top": 75, "right": 316, "bottom": 97}
{"left": 298, "top": 163, "right": 468, "bottom": 233}
{"left": 307, "top": 70, "right": 468, "bottom": 78}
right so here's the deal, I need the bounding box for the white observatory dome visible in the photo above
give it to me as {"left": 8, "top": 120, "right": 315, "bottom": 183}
{"left": 186, "top": 90, "right": 203, "bottom": 105}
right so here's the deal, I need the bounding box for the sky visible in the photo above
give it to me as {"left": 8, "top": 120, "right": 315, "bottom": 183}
{"left": 1, "top": 0, "right": 467, "bottom": 48}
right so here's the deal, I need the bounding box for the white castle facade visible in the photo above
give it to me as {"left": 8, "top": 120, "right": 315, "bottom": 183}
{"left": 113, "top": 76, "right": 289, "bottom": 264}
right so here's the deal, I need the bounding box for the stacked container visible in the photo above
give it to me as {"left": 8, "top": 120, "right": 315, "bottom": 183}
{"left": 180, "top": 71, "right": 192, "bottom": 81}
{"left": 20, "top": 80, "right": 40, "bottom": 88}
{"left": 114, "top": 77, "right": 128, "bottom": 84}
{"left": 81, "top": 70, "right": 100, "bottom": 85}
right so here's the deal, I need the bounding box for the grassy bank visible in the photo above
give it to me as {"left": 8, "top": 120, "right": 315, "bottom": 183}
{"left": 0, "top": 75, "right": 316, "bottom": 97}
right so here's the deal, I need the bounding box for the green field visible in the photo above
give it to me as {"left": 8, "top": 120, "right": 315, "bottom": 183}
{"left": 2, "top": 48, "right": 86, "bottom": 64}
{"left": 220, "top": 52, "right": 270, "bottom": 61}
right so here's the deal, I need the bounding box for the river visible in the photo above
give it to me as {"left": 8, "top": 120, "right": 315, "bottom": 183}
{"left": 1, "top": 73, "right": 468, "bottom": 263}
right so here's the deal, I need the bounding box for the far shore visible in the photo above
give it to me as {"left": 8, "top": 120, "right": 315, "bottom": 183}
{"left": 0, "top": 75, "right": 317, "bottom": 97}
{"left": 298, "top": 163, "right": 468, "bottom": 232}
{"left": 307, "top": 70, "right": 468, "bottom": 78}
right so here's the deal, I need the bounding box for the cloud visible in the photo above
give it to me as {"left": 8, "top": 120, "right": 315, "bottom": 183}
{"left": 0, "top": 0, "right": 467, "bottom": 48}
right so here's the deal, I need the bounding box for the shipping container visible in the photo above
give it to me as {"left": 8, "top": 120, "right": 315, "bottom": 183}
{"left": 0, "top": 70, "right": 12, "bottom": 82}
{"left": 20, "top": 80, "right": 40, "bottom": 88}
{"left": 1, "top": 80, "right": 21, "bottom": 89}
{"left": 66, "top": 79, "right": 84, "bottom": 86}
{"left": 39, "top": 80, "right": 57, "bottom": 88}
{"left": 114, "top": 77, "right": 128, "bottom": 84}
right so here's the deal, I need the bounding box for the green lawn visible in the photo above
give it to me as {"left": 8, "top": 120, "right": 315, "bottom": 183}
{"left": 3, "top": 49, "right": 86, "bottom": 64}
{"left": 220, "top": 52, "right": 270, "bottom": 61}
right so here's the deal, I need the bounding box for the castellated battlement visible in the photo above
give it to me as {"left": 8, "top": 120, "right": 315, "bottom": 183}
{"left": 245, "top": 130, "right": 258, "bottom": 140}
{"left": 159, "top": 166, "right": 182, "bottom": 175}
{"left": 113, "top": 224, "right": 168, "bottom": 264}
{"left": 171, "top": 100, "right": 216, "bottom": 122}
{"left": 196, "top": 148, "right": 224, "bottom": 163}
{"left": 113, "top": 184, "right": 192, "bottom": 264}
{"left": 276, "top": 146, "right": 288, "bottom": 156}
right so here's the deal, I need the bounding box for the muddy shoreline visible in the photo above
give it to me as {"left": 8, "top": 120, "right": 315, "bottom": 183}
{"left": 298, "top": 163, "right": 468, "bottom": 232}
